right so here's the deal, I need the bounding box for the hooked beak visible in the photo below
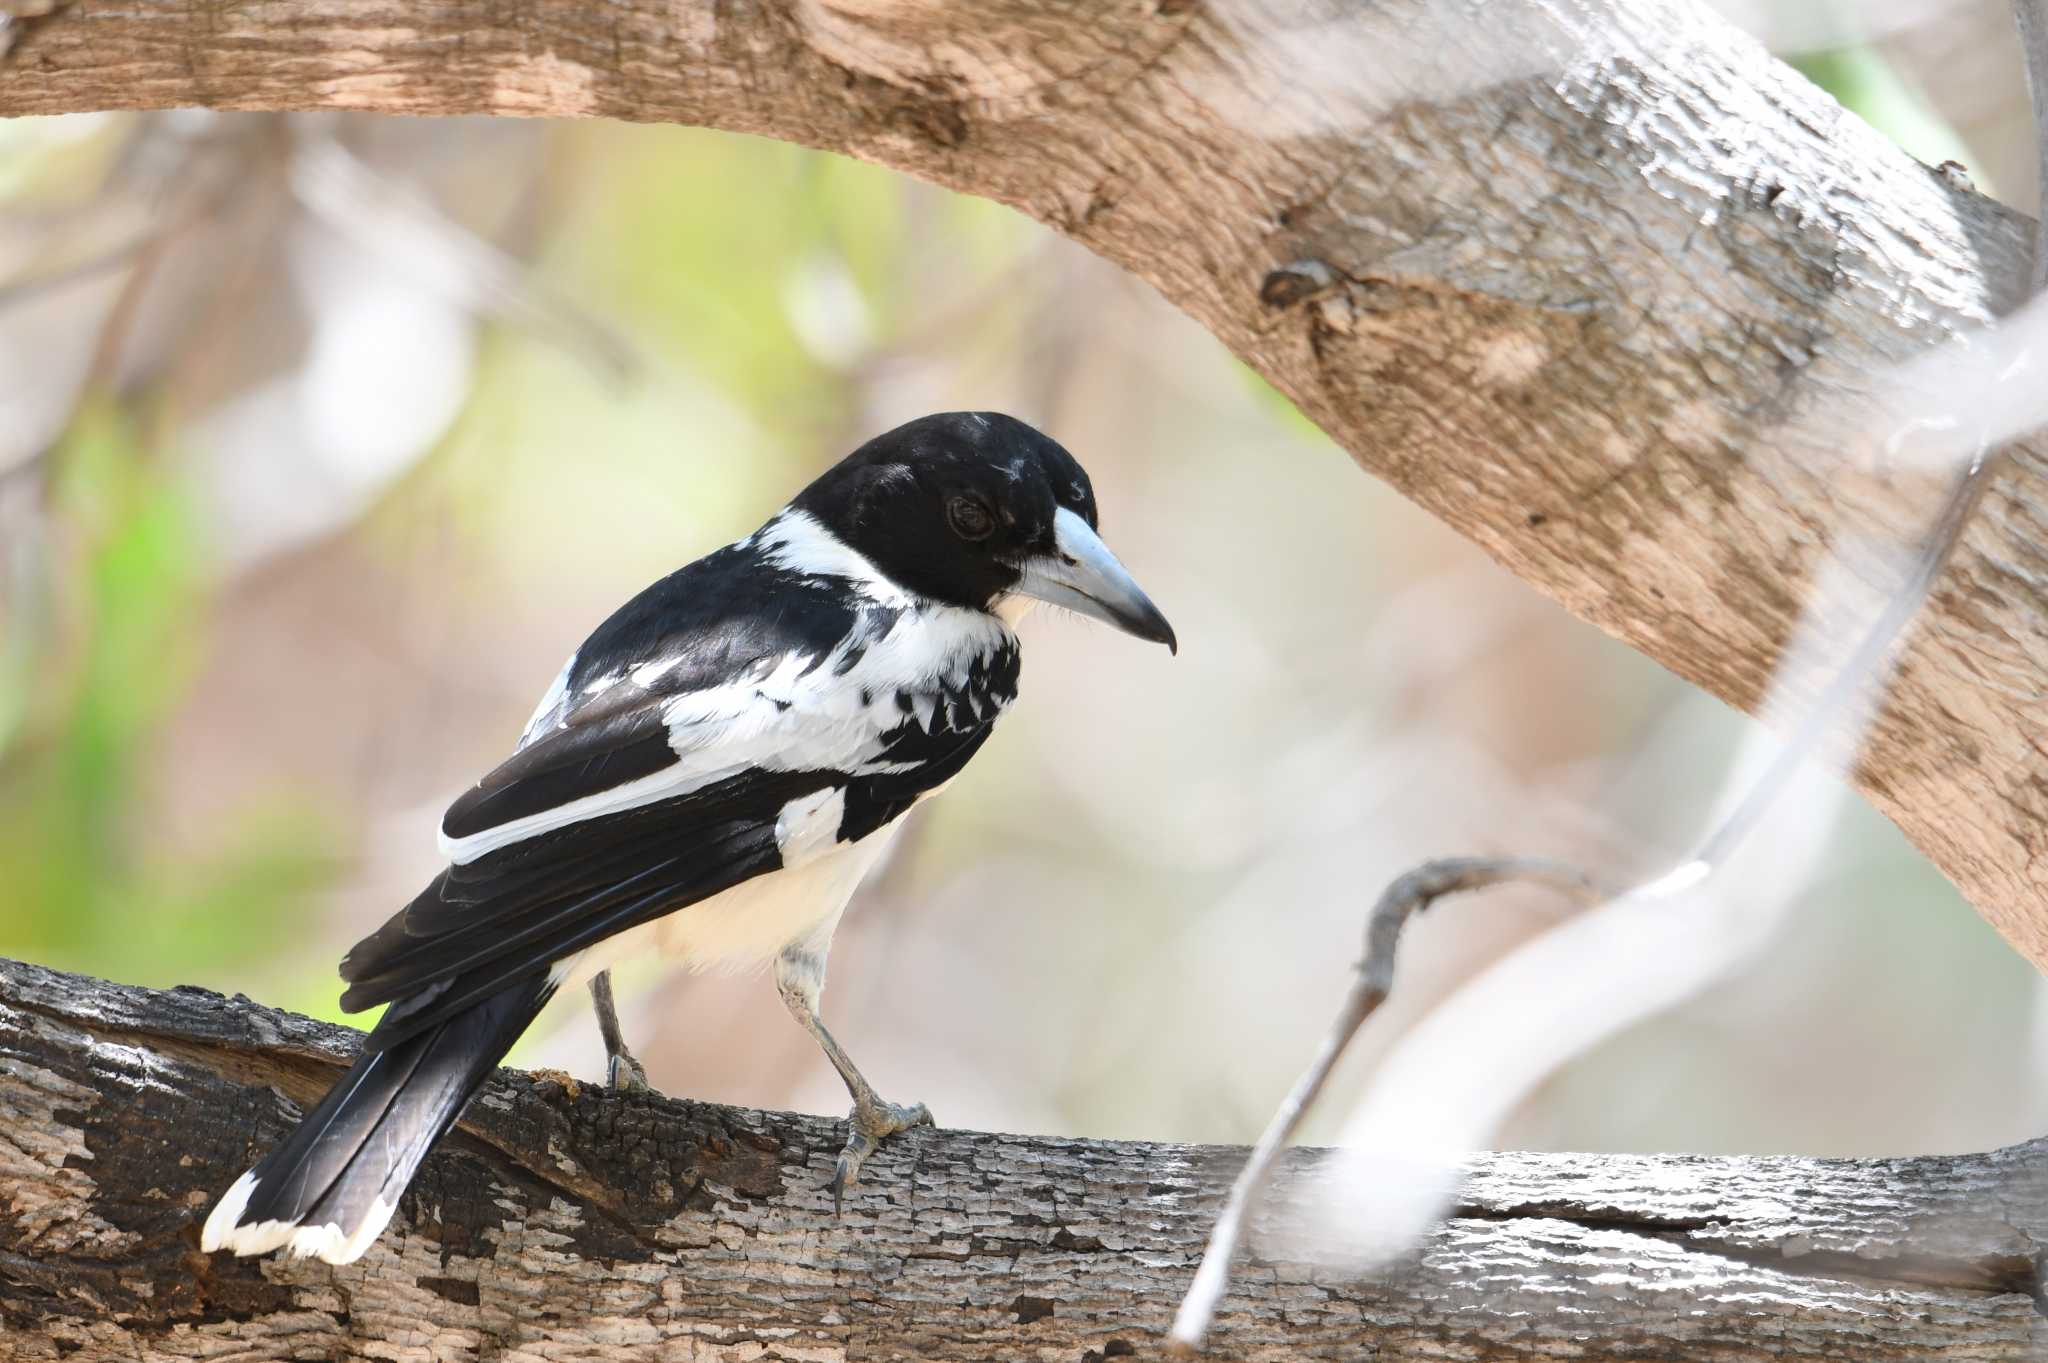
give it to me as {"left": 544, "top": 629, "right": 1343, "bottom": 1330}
{"left": 1012, "top": 507, "right": 1177, "bottom": 653}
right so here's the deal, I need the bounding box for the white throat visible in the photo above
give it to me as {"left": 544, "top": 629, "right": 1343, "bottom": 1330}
{"left": 993, "top": 594, "right": 1039, "bottom": 627}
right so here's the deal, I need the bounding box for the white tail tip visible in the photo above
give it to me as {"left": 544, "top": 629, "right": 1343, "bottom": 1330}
{"left": 199, "top": 1170, "right": 397, "bottom": 1265}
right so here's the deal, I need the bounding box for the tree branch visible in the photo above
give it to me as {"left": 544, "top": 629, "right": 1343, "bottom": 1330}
{"left": 0, "top": 955, "right": 2043, "bottom": 1358}
{"left": 9, "top": 0, "right": 2046, "bottom": 973}
{"left": 1171, "top": 4, "right": 2048, "bottom": 1335}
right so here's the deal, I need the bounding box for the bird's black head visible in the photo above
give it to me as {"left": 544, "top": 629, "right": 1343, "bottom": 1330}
{"left": 790, "top": 412, "right": 1175, "bottom": 651}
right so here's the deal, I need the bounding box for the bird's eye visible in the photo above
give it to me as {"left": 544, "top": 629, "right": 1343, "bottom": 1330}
{"left": 947, "top": 496, "right": 995, "bottom": 541}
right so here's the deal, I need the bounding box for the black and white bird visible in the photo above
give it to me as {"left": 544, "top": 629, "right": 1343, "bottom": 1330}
{"left": 200, "top": 411, "right": 1174, "bottom": 1265}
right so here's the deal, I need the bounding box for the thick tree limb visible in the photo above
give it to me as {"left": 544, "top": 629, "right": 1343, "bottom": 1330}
{"left": 0, "top": 955, "right": 2043, "bottom": 1359}
{"left": 9, "top": 0, "right": 2048, "bottom": 972}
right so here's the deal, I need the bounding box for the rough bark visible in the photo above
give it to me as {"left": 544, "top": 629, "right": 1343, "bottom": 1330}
{"left": 0, "top": 955, "right": 2043, "bottom": 1360}
{"left": 8, "top": 0, "right": 2047, "bottom": 973}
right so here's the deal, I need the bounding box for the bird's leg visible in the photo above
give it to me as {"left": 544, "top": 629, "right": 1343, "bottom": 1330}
{"left": 587, "top": 971, "right": 650, "bottom": 1092}
{"left": 774, "top": 944, "right": 932, "bottom": 1210}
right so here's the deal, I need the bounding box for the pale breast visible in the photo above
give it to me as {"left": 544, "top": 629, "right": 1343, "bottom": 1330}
{"left": 552, "top": 813, "right": 902, "bottom": 989}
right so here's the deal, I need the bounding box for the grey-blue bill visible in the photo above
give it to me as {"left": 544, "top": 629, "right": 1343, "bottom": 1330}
{"left": 1012, "top": 506, "right": 1176, "bottom": 653}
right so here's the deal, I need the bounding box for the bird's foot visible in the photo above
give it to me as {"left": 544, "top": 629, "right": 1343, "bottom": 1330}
{"left": 828, "top": 1097, "right": 933, "bottom": 1212}
{"left": 607, "top": 1048, "right": 651, "bottom": 1093}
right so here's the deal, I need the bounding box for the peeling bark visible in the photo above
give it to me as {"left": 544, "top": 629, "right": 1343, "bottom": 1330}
{"left": 0, "top": 957, "right": 2043, "bottom": 1359}
{"left": 6, "top": 0, "right": 2047, "bottom": 974}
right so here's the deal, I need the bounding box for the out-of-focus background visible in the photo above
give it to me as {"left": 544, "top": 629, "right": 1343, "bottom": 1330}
{"left": 2, "top": 0, "right": 2042, "bottom": 1160}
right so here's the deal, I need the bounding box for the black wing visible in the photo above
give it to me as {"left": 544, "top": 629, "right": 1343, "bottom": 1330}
{"left": 340, "top": 759, "right": 834, "bottom": 1046}
{"left": 343, "top": 717, "right": 999, "bottom": 1048}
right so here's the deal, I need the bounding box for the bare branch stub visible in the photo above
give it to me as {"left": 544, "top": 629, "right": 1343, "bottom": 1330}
{"left": 1167, "top": 857, "right": 1609, "bottom": 1352}
{"left": 1358, "top": 858, "right": 1605, "bottom": 997}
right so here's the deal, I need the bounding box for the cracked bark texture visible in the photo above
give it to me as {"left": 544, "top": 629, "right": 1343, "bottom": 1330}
{"left": 2, "top": 956, "right": 2046, "bottom": 1360}
{"left": 9, "top": 0, "right": 2048, "bottom": 973}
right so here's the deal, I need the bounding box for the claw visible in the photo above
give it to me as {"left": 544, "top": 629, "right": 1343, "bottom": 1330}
{"left": 608, "top": 1050, "right": 651, "bottom": 1093}
{"left": 828, "top": 1099, "right": 932, "bottom": 1213}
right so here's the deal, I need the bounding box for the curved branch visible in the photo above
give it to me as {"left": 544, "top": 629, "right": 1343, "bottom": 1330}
{"left": 9, "top": 0, "right": 2048, "bottom": 973}
{"left": 1, "top": 956, "right": 2044, "bottom": 1358}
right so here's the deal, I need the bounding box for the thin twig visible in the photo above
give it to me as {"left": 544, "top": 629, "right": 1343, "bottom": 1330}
{"left": 1693, "top": 445, "right": 1991, "bottom": 865}
{"left": 1168, "top": 6, "right": 2048, "bottom": 1350}
{"left": 287, "top": 130, "right": 643, "bottom": 388}
{"left": 0, "top": 237, "right": 160, "bottom": 310}
{"left": 1166, "top": 858, "right": 1609, "bottom": 1352}
{"left": 146, "top": 143, "right": 298, "bottom": 447}
{"left": 0, "top": 128, "right": 249, "bottom": 497}
{"left": 76, "top": 212, "right": 179, "bottom": 393}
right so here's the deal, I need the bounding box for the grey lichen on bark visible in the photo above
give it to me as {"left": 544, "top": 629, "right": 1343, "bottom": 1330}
{"left": 2, "top": 956, "right": 2046, "bottom": 1359}
{"left": 8, "top": 0, "right": 2048, "bottom": 978}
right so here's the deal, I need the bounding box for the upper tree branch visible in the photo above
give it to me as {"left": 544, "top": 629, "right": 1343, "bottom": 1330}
{"left": 4, "top": 956, "right": 2047, "bottom": 1358}
{"left": 8, "top": 0, "right": 2048, "bottom": 973}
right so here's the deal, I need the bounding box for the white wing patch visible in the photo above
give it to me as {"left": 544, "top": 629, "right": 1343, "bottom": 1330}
{"left": 774, "top": 786, "right": 848, "bottom": 865}
{"left": 439, "top": 760, "right": 722, "bottom": 865}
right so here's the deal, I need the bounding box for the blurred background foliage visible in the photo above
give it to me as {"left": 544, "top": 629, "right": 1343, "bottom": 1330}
{"left": 2, "top": 0, "right": 2043, "bottom": 1159}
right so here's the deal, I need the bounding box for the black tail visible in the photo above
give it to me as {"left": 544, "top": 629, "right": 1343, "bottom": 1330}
{"left": 201, "top": 973, "right": 553, "bottom": 1264}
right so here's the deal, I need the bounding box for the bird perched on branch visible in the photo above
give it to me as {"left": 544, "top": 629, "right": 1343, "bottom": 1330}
{"left": 201, "top": 411, "right": 1175, "bottom": 1266}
